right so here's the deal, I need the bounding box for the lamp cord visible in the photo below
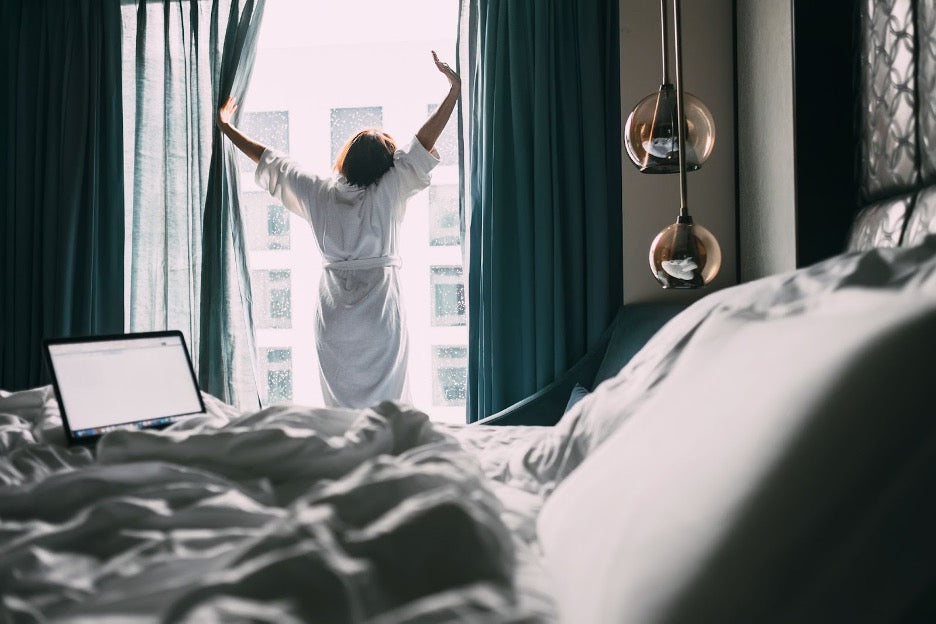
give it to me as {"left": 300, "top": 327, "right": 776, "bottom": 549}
{"left": 659, "top": 0, "right": 670, "bottom": 84}
{"left": 673, "top": 0, "right": 689, "bottom": 218}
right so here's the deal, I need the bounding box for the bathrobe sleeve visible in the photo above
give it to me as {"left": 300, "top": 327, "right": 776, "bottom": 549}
{"left": 255, "top": 148, "right": 331, "bottom": 222}
{"left": 391, "top": 137, "right": 441, "bottom": 201}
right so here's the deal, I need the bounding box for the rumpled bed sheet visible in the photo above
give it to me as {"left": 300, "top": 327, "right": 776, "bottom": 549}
{"left": 0, "top": 391, "right": 547, "bottom": 623}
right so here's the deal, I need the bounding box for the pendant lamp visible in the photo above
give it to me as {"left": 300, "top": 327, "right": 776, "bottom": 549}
{"left": 647, "top": 0, "right": 721, "bottom": 288}
{"left": 624, "top": 0, "right": 715, "bottom": 173}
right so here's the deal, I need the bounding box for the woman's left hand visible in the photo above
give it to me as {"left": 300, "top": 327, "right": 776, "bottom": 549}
{"left": 432, "top": 51, "right": 461, "bottom": 89}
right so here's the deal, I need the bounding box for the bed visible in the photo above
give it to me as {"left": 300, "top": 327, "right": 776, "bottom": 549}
{"left": 4, "top": 3, "right": 936, "bottom": 622}
{"left": 3, "top": 235, "right": 936, "bottom": 622}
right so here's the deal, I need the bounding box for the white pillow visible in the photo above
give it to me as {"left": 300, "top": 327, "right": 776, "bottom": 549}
{"left": 537, "top": 289, "right": 936, "bottom": 623}
{"left": 522, "top": 236, "right": 936, "bottom": 491}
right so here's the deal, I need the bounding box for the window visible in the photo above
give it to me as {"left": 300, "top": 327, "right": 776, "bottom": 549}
{"left": 271, "top": 291, "right": 290, "bottom": 319}
{"left": 268, "top": 270, "right": 291, "bottom": 320}
{"left": 243, "top": 192, "right": 290, "bottom": 250}
{"left": 251, "top": 269, "right": 292, "bottom": 328}
{"left": 240, "top": 0, "right": 464, "bottom": 419}
{"left": 261, "top": 347, "right": 293, "bottom": 404}
{"left": 237, "top": 111, "right": 289, "bottom": 172}
{"left": 427, "top": 103, "right": 458, "bottom": 164}
{"left": 267, "top": 347, "right": 291, "bottom": 363}
{"left": 266, "top": 205, "right": 290, "bottom": 249}
{"left": 330, "top": 106, "right": 383, "bottom": 164}
{"left": 429, "top": 185, "right": 459, "bottom": 246}
{"left": 431, "top": 266, "right": 466, "bottom": 326}
{"left": 432, "top": 345, "right": 467, "bottom": 406}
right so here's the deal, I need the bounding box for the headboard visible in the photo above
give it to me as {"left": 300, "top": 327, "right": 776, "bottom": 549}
{"left": 847, "top": 0, "right": 936, "bottom": 251}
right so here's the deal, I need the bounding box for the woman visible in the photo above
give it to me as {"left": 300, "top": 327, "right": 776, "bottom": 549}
{"left": 218, "top": 52, "right": 461, "bottom": 409}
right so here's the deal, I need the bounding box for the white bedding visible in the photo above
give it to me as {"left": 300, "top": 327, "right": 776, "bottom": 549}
{"left": 536, "top": 236, "right": 936, "bottom": 622}
{"left": 0, "top": 390, "right": 555, "bottom": 622}
{"left": 6, "top": 235, "right": 936, "bottom": 623}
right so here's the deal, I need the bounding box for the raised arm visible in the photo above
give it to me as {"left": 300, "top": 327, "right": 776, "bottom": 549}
{"left": 217, "top": 96, "right": 267, "bottom": 164}
{"left": 415, "top": 52, "right": 461, "bottom": 153}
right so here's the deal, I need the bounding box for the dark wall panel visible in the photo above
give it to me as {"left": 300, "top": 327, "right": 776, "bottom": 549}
{"left": 791, "top": 0, "right": 859, "bottom": 267}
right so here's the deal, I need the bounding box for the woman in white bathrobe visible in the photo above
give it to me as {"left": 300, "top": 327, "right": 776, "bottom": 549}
{"left": 218, "top": 52, "right": 460, "bottom": 408}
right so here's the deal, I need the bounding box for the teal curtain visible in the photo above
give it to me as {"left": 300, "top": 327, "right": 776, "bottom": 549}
{"left": 1, "top": 1, "right": 125, "bottom": 391}
{"left": 125, "top": 0, "right": 264, "bottom": 409}
{"left": 462, "top": 0, "right": 623, "bottom": 422}
{"left": 199, "top": 0, "right": 265, "bottom": 409}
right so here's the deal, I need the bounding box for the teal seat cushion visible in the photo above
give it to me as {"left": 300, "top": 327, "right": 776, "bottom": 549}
{"left": 476, "top": 303, "right": 688, "bottom": 426}
{"left": 592, "top": 303, "right": 686, "bottom": 387}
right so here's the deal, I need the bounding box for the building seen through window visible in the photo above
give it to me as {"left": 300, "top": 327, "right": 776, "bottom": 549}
{"left": 330, "top": 107, "right": 383, "bottom": 164}
{"left": 262, "top": 347, "right": 293, "bottom": 404}
{"left": 266, "top": 205, "right": 289, "bottom": 249}
{"left": 238, "top": 111, "right": 289, "bottom": 173}
{"left": 239, "top": 0, "right": 464, "bottom": 422}
{"left": 427, "top": 103, "right": 458, "bottom": 164}
{"left": 432, "top": 345, "right": 467, "bottom": 406}
{"left": 429, "top": 185, "right": 459, "bottom": 246}
{"left": 269, "top": 271, "right": 291, "bottom": 321}
{"left": 251, "top": 269, "right": 292, "bottom": 329}
{"left": 243, "top": 192, "right": 290, "bottom": 251}
{"left": 431, "top": 266, "right": 466, "bottom": 326}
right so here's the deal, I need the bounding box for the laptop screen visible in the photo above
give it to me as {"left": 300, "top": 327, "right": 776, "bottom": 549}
{"left": 45, "top": 331, "right": 205, "bottom": 441}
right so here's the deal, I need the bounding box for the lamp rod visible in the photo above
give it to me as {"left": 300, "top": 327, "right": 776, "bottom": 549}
{"left": 673, "top": 0, "right": 688, "bottom": 217}
{"left": 659, "top": 0, "right": 670, "bottom": 84}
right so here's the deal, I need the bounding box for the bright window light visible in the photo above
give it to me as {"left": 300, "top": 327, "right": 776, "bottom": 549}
{"left": 241, "top": 0, "right": 465, "bottom": 422}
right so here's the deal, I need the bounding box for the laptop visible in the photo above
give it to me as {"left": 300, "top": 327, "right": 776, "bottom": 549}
{"left": 44, "top": 330, "right": 206, "bottom": 445}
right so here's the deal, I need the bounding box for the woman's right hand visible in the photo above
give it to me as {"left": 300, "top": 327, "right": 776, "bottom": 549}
{"left": 432, "top": 51, "right": 461, "bottom": 89}
{"left": 218, "top": 96, "right": 238, "bottom": 129}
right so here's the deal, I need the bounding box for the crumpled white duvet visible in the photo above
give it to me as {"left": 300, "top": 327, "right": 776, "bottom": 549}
{"left": 0, "top": 390, "right": 537, "bottom": 623}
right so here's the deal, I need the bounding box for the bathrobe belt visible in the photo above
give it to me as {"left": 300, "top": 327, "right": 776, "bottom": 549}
{"left": 324, "top": 256, "right": 402, "bottom": 271}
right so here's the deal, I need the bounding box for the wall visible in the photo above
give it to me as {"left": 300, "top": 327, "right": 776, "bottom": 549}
{"left": 790, "top": 1, "right": 858, "bottom": 266}
{"left": 733, "top": 1, "right": 857, "bottom": 279}
{"left": 735, "top": 0, "right": 796, "bottom": 280}
{"left": 619, "top": 0, "right": 738, "bottom": 303}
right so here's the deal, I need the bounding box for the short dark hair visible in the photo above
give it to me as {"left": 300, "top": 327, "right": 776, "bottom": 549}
{"left": 334, "top": 129, "right": 397, "bottom": 187}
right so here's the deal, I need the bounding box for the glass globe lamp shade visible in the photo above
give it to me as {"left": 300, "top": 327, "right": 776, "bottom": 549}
{"left": 648, "top": 218, "right": 721, "bottom": 288}
{"left": 624, "top": 84, "right": 716, "bottom": 174}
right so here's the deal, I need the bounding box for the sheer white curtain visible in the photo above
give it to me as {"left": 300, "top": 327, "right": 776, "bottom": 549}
{"left": 122, "top": 0, "right": 265, "bottom": 409}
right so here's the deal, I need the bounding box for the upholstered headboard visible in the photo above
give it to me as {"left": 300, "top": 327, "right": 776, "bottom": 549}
{"left": 847, "top": 0, "right": 936, "bottom": 251}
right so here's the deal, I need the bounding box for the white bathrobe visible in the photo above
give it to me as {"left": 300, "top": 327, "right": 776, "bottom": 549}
{"left": 255, "top": 138, "right": 440, "bottom": 408}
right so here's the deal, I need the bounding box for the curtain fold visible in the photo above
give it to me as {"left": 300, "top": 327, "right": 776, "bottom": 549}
{"left": 1, "top": 0, "right": 125, "bottom": 391}
{"left": 125, "top": 0, "right": 264, "bottom": 409}
{"left": 198, "top": 0, "right": 264, "bottom": 409}
{"left": 462, "top": 0, "right": 623, "bottom": 422}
